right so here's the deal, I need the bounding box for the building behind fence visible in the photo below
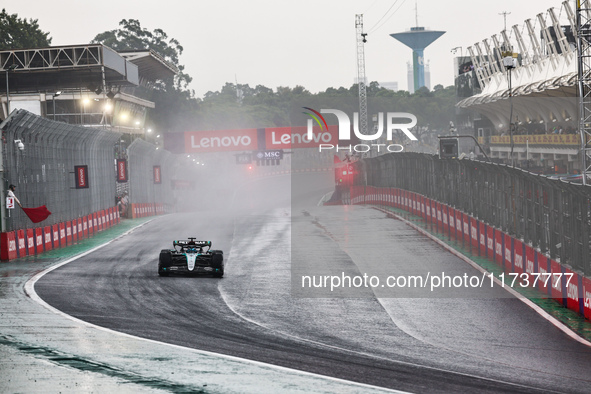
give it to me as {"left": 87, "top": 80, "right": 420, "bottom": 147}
{"left": 354, "top": 152, "right": 591, "bottom": 275}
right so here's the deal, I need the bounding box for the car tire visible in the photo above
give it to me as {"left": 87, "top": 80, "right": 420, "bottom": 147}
{"left": 213, "top": 269, "right": 224, "bottom": 278}
{"left": 159, "top": 250, "right": 172, "bottom": 277}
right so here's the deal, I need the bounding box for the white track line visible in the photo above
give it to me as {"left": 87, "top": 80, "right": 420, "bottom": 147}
{"left": 24, "top": 218, "right": 405, "bottom": 394}
{"left": 373, "top": 206, "right": 591, "bottom": 349}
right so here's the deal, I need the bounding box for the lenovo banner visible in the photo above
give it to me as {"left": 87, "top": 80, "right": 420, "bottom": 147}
{"left": 265, "top": 125, "right": 339, "bottom": 149}
{"left": 75, "top": 165, "right": 89, "bottom": 189}
{"left": 153, "top": 166, "right": 162, "bottom": 184}
{"left": 184, "top": 129, "right": 258, "bottom": 153}
{"left": 116, "top": 159, "right": 128, "bottom": 182}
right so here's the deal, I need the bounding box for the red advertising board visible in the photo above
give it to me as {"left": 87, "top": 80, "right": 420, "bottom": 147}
{"left": 495, "top": 230, "right": 503, "bottom": 265}
{"left": 436, "top": 203, "right": 443, "bottom": 229}
{"left": 513, "top": 239, "right": 524, "bottom": 275}
{"left": 470, "top": 217, "right": 479, "bottom": 249}
{"left": 153, "top": 166, "right": 162, "bottom": 184}
{"left": 455, "top": 210, "right": 463, "bottom": 240}
{"left": 0, "top": 231, "right": 17, "bottom": 260}
{"left": 52, "top": 224, "right": 60, "bottom": 248}
{"left": 16, "top": 229, "right": 25, "bottom": 257}
{"left": 265, "top": 125, "right": 339, "bottom": 149}
{"left": 564, "top": 267, "right": 581, "bottom": 314}
{"left": 524, "top": 245, "right": 536, "bottom": 285}
{"left": 537, "top": 252, "right": 550, "bottom": 294}
{"left": 487, "top": 226, "right": 494, "bottom": 258}
{"left": 479, "top": 221, "right": 486, "bottom": 256}
{"left": 75, "top": 165, "right": 89, "bottom": 189}
{"left": 59, "top": 223, "right": 66, "bottom": 246}
{"left": 26, "top": 228, "right": 35, "bottom": 256}
{"left": 185, "top": 129, "right": 258, "bottom": 153}
{"left": 462, "top": 213, "right": 470, "bottom": 242}
{"left": 504, "top": 234, "right": 512, "bottom": 272}
{"left": 550, "top": 259, "right": 564, "bottom": 302}
{"left": 66, "top": 221, "right": 72, "bottom": 245}
{"left": 583, "top": 276, "right": 591, "bottom": 320}
{"left": 44, "top": 226, "right": 52, "bottom": 251}
{"left": 116, "top": 159, "right": 128, "bottom": 182}
{"left": 35, "top": 228, "right": 43, "bottom": 254}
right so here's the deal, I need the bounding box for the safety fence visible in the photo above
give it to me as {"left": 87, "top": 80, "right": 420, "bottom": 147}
{"left": 355, "top": 153, "right": 591, "bottom": 276}
{"left": 1, "top": 110, "right": 119, "bottom": 231}
{"left": 337, "top": 185, "right": 591, "bottom": 322}
{"left": 0, "top": 110, "right": 171, "bottom": 260}
{"left": 126, "top": 139, "right": 178, "bottom": 212}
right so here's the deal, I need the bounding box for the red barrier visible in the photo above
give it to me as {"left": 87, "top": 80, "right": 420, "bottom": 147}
{"left": 65, "top": 221, "right": 72, "bottom": 245}
{"left": 479, "top": 221, "right": 487, "bottom": 256}
{"left": 59, "top": 223, "right": 66, "bottom": 247}
{"left": 461, "top": 213, "right": 469, "bottom": 243}
{"left": 35, "top": 228, "right": 43, "bottom": 254}
{"left": 513, "top": 239, "right": 524, "bottom": 275}
{"left": 44, "top": 226, "right": 53, "bottom": 251}
{"left": 26, "top": 229, "right": 35, "bottom": 256}
{"left": 583, "top": 277, "right": 591, "bottom": 320}
{"left": 97, "top": 211, "right": 103, "bottom": 231}
{"left": 115, "top": 208, "right": 120, "bottom": 224}
{"left": 494, "top": 230, "right": 503, "bottom": 265}
{"left": 93, "top": 213, "right": 98, "bottom": 232}
{"left": 87, "top": 214, "right": 94, "bottom": 236}
{"left": 72, "top": 219, "right": 78, "bottom": 242}
{"left": 564, "top": 267, "right": 581, "bottom": 314}
{"left": 447, "top": 207, "right": 456, "bottom": 237}
{"left": 470, "top": 217, "right": 479, "bottom": 249}
{"left": 16, "top": 229, "right": 26, "bottom": 257}
{"left": 524, "top": 245, "right": 536, "bottom": 285}
{"left": 504, "top": 234, "right": 512, "bottom": 273}
{"left": 0, "top": 232, "right": 17, "bottom": 260}
{"left": 454, "top": 210, "right": 463, "bottom": 240}
{"left": 550, "top": 259, "right": 564, "bottom": 303}
{"left": 83, "top": 216, "right": 89, "bottom": 237}
{"left": 52, "top": 224, "right": 60, "bottom": 248}
{"left": 77, "top": 218, "right": 83, "bottom": 239}
{"left": 537, "top": 252, "right": 550, "bottom": 294}
{"left": 487, "top": 226, "right": 495, "bottom": 258}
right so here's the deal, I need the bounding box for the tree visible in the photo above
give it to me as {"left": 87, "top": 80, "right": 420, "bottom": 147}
{"left": 0, "top": 9, "right": 52, "bottom": 50}
{"left": 92, "top": 19, "right": 190, "bottom": 90}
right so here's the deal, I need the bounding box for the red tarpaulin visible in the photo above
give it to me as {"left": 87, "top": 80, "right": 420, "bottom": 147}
{"left": 22, "top": 206, "right": 52, "bottom": 223}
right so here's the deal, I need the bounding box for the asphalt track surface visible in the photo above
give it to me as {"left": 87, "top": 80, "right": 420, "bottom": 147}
{"left": 36, "top": 173, "right": 591, "bottom": 393}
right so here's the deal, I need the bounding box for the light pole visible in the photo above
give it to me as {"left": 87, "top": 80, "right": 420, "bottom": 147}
{"left": 52, "top": 91, "right": 62, "bottom": 120}
{"left": 5, "top": 64, "right": 18, "bottom": 115}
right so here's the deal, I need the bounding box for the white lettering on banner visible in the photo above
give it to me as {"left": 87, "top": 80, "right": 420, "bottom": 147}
{"left": 526, "top": 258, "right": 534, "bottom": 274}
{"left": 45, "top": 233, "right": 50, "bottom": 243}
{"left": 471, "top": 226, "right": 477, "bottom": 241}
{"left": 539, "top": 266, "right": 548, "bottom": 277}
{"left": 488, "top": 237, "right": 493, "bottom": 250}
{"left": 495, "top": 243, "right": 502, "bottom": 257}
{"left": 584, "top": 290, "right": 590, "bottom": 310}
{"left": 567, "top": 282, "right": 578, "bottom": 301}
{"left": 78, "top": 169, "right": 85, "bottom": 187}
{"left": 9, "top": 240, "right": 15, "bottom": 251}
{"left": 28, "top": 236, "right": 33, "bottom": 247}
{"left": 37, "top": 235, "right": 42, "bottom": 245}
{"left": 480, "top": 233, "right": 485, "bottom": 245}
{"left": 191, "top": 135, "right": 251, "bottom": 148}
{"left": 18, "top": 238, "right": 24, "bottom": 249}
{"left": 505, "top": 246, "right": 511, "bottom": 262}
{"left": 514, "top": 253, "right": 523, "bottom": 270}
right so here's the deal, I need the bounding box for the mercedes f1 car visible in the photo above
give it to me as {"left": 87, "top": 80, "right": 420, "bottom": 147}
{"left": 158, "top": 238, "right": 224, "bottom": 277}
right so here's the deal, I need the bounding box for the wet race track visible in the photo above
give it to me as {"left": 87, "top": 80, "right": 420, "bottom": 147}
{"left": 35, "top": 173, "right": 591, "bottom": 393}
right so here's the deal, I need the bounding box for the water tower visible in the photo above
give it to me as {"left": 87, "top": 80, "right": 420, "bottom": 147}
{"left": 390, "top": 4, "right": 444, "bottom": 92}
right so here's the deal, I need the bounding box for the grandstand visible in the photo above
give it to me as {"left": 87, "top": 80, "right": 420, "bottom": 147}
{"left": 0, "top": 44, "right": 177, "bottom": 133}
{"left": 455, "top": 1, "right": 582, "bottom": 175}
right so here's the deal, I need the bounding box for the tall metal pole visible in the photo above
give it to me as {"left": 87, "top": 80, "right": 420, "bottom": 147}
{"left": 509, "top": 67, "right": 514, "bottom": 166}
{"left": 5, "top": 71, "right": 10, "bottom": 115}
{"left": 576, "top": 0, "right": 591, "bottom": 185}
{"left": 355, "top": 15, "right": 368, "bottom": 137}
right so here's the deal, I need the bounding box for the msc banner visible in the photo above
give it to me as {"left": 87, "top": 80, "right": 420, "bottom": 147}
{"left": 74, "top": 165, "right": 89, "bottom": 189}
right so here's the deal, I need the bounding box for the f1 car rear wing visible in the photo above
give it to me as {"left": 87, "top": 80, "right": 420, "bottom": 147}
{"left": 173, "top": 239, "right": 212, "bottom": 248}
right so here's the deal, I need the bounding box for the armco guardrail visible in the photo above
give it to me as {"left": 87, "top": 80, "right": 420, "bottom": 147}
{"left": 353, "top": 152, "right": 591, "bottom": 276}
{"left": 341, "top": 185, "right": 591, "bottom": 322}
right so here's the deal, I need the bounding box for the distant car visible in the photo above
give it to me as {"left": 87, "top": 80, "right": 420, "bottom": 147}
{"left": 158, "top": 238, "right": 224, "bottom": 277}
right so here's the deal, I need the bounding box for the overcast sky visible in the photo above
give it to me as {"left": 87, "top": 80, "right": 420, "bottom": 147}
{"left": 9, "top": 0, "right": 568, "bottom": 98}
